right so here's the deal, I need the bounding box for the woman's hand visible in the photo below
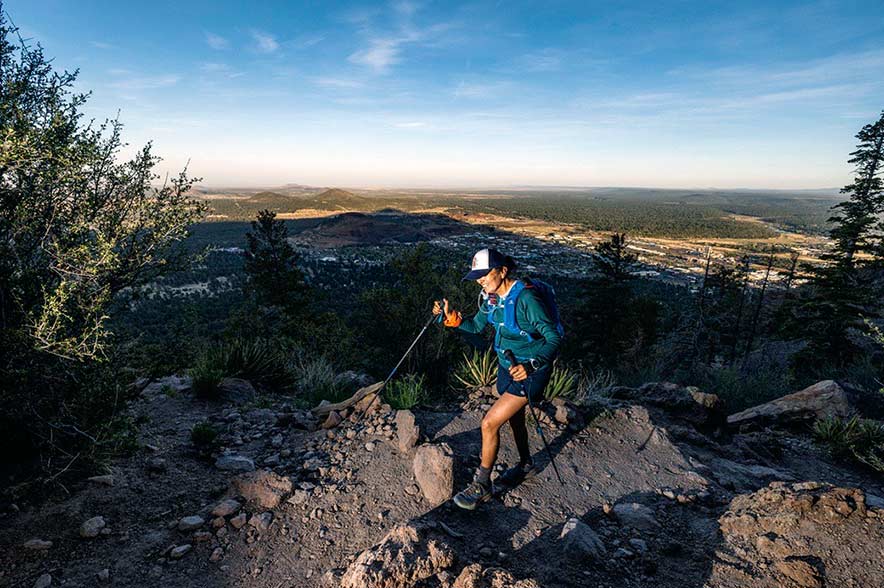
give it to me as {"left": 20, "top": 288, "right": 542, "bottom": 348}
{"left": 509, "top": 364, "right": 529, "bottom": 382}
{"left": 433, "top": 298, "right": 460, "bottom": 323}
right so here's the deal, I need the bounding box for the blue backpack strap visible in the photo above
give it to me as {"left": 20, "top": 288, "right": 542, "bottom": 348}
{"left": 503, "top": 280, "right": 533, "bottom": 341}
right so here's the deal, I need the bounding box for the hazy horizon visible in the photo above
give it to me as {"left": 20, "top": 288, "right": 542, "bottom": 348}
{"left": 8, "top": 0, "right": 883, "bottom": 189}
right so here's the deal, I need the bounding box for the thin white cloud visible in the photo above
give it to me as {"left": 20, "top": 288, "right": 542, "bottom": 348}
{"left": 251, "top": 30, "right": 279, "bottom": 53}
{"left": 453, "top": 80, "right": 510, "bottom": 99}
{"left": 394, "top": 121, "right": 427, "bottom": 128}
{"left": 519, "top": 48, "right": 563, "bottom": 72}
{"left": 205, "top": 32, "right": 229, "bottom": 50}
{"left": 349, "top": 38, "right": 401, "bottom": 73}
{"left": 200, "top": 62, "right": 245, "bottom": 79}
{"left": 90, "top": 41, "right": 113, "bottom": 50}
{"left": 108, "top": 75, "right": 181, "bottom": 91}
{"left": 313, "top": 77, "right": 364, "bottom": 89}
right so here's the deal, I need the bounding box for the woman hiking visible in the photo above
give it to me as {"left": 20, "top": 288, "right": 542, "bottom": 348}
{"left": 433, "top": 248, "right": 563, "bottom": 510}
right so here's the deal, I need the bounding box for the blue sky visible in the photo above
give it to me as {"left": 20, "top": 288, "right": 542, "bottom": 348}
{"left": 6, "top": 0, "right": 884, "bottom": 188}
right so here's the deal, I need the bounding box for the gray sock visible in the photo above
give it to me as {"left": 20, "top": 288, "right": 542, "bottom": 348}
{"left": 476, "top": 466, "right": 492, "bottom": 487}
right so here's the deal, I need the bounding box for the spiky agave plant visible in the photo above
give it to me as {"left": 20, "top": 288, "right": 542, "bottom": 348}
{"left": 452, "top": 348, "right": 498, "bottom": 391}
{"left": 543, "top": 360, "right": 578, "bottom": 401}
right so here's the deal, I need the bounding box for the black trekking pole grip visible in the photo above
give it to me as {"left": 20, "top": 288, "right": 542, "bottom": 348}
{"left": 503, "top": 349, "right": 565, "bottom": 486}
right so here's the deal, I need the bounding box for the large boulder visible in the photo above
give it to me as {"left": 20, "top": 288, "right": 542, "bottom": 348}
{"left": 340, "top": 523, "right": 455, "bottom": 588}
{"left": 708, "top": 482, "right": 883, "bottom": 588}
{"left": 727, "top": 380, "right": 856, "bottom": 428}
{"left": 607, "top": 381, "right": 725, "bottom": 430}
{"left": 229, "top": 469, "right": 292, "bottom": 509}
{"left": 217, "top": 378, "right": 256, "bottom": 405}
{"left": 413, "top": 443, "right": 455, "bottom": 506}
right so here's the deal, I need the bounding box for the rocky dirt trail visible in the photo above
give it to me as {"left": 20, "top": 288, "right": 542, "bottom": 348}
{"left": 2, "top": 378, "right": 883, "bottom": 588}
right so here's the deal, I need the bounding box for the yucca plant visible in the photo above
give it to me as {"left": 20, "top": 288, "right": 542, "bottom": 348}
{"left": 213, "top": 338, "right": 288, "bottom": 386}
{"left": 292, "top": 354, "right": 350, "bottom": 406}
{"left": 543, "top": 360, "right": 578, "bottom": 402}
{"left": 190, "top": 356, "right": 225, "bottom": 400}
{"left": 452, "top": 348, "right": 498, "bottom": 391}
{"left": 814, "top": 415, "right": 884, "bottom": 474}
{"left": 385, "top": 373, "right": 427, "bottom": 409}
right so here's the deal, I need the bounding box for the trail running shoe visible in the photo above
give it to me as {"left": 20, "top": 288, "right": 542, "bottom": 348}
{"left": 496, "top": 460, "right": 537, "bottom": 488}
{"left": 453, "top": 480, "right": 492, "bottom": 510}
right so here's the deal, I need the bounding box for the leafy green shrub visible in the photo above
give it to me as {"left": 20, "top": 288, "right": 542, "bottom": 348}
{"left": 191, "top": 421, "right": 219, "bottom": 448}
{"left": 814, "top": 415, "right": 884, "bottom": 473}
{"left": 385, "top": 374, "right": 427, "bottom": 409}
{"left": 452, "top": 348, "right": 498, "bottom": 391}
{"left": 543, "top": 361, "right": 579, "bottom": 402}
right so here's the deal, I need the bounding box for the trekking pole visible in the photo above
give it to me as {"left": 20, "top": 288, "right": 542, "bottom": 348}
{"left": 354, "top": 310, "right": 442, "bottom": 424}
{"left": 504, "top": 349, "right": 565, "bottom": 486}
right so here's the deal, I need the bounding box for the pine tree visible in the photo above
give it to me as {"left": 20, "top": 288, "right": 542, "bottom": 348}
{"left": 244, "top": 209, "right": 307, "bottom": 310}
{"left": 571, "top": 233, "right": 658, "bottom": 370}
{"left": 793, "top": 111, "right": 884, "bottom": 369}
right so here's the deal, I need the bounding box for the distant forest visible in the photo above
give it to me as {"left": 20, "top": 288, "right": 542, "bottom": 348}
{"left": 198, "top": 187, "right": 841, "bottom": 239}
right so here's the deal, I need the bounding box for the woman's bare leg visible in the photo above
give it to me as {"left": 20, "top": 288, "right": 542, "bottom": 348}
{"left": 480, "top": 392, "right": 529, "bottom": 469}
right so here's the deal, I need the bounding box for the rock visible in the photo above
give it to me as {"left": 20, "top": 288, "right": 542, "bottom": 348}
{"left": 396, "top": 410, "right": 421, "bottom": 452}
{"left": 211, "top": 499, "right": 241, "bottom": 518}
{"left": 169, "top": 544, "right": 192, "bottom": 559}
{"left": 215, "top": 454, "right": 256, "bottom": 472}
{"left": 607, "top": 381, "right": 726, "bottom": 429}
{"left": 727, "top": 380, "right": 855, "bottom": 428}
{"left": 248, "top": 512, "right": 273, "bottom": 532}
{"left": 33, "top": 574, "right": 52, "bottom": 588}
{"left": 340, "top": 523, "right": 455, "bottom": 588}
{"left": 554, "top": 403, "right": 572, "bottom": 425}
{"left": 80, "top": 516, "right": 107, "bottom": 538}
{"left": 178, "top": 515, "right": 205, "bottom": 532}
{"left": 97, "top": 568, "right": 110, "bottom": 583}
{"left": 217, "top": 377, "right": 256, "bottom": 405}
{"left": 141, "top": 375, "right": 192, "bottom": 396}
{"left": 230, "top": 513, "right": 247, "bottom": 529}
{"left": 354, "top": 392, "right": 381, "bottom": 415}
{"left": 23, "top": 538, "right": 53, "bottom": 550}
{"left": 230, "top": 469, "right": 292, "bottom": 509}
{"left": 270, "top": 434, "right": 284, "bottom": 448}
{"left": 709, "top": 482, "right": 883, "bottom": 588}
{"left": 365, "top": 442, "right": 375, "bottom": 452}
{"left": 146, "top": 457, "right": 167, "bottom": 473}
{"left": 452, "top": 565, "right": 541, "bottom": 588}
{"left": 776, "top": 559, "right": 823, "bottom": 588}
{"left": 322, "top": 411, "right": 342, "bottom": 429}
{"left": 559, "top": 517, "right": 606, "bottom": 561}
{"left": 287, "top": 489, "right": 309, "bottom": 505}
{"left": 612, "top": 503, "right": 659, "bottom": 530}
{"left": 245, "top": 408, "right": 277, "bottom": 424}
{"left": 628, "top": 538, "right": 648, "bottom": 554}
{"left": 709, "top": 457, "right": 794, "bottom": 492}
{"left": 210, "top": 547, "right": 224, "bottom": 562}
{"left": 413, "top": 443, "right": 455, "bottom": 506}
{"left": 87, "top": 475, "right": 115, "bottom": 486}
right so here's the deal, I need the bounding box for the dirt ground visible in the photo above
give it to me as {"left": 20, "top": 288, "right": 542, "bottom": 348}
{"left": 2, "top": 378, "right": 882, "bottom": 588}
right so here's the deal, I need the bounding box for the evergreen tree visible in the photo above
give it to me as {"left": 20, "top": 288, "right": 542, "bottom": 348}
{"left": 243, "top": 209, "right": 307, "bottom": 310}
{"left": 791, "top": 111, "right": 884, "bottom": 369}
{"left": 570, "top": 233, "right": 658, "bottom": 370}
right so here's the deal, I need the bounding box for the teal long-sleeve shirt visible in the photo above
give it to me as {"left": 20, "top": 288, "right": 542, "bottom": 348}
{"left": 454, "top": 284, "right": 563, "bottom": 369}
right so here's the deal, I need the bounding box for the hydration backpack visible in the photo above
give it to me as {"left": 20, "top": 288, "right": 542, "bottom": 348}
{"left": 485, "top": 278, "right": 565, "bottom": 343}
